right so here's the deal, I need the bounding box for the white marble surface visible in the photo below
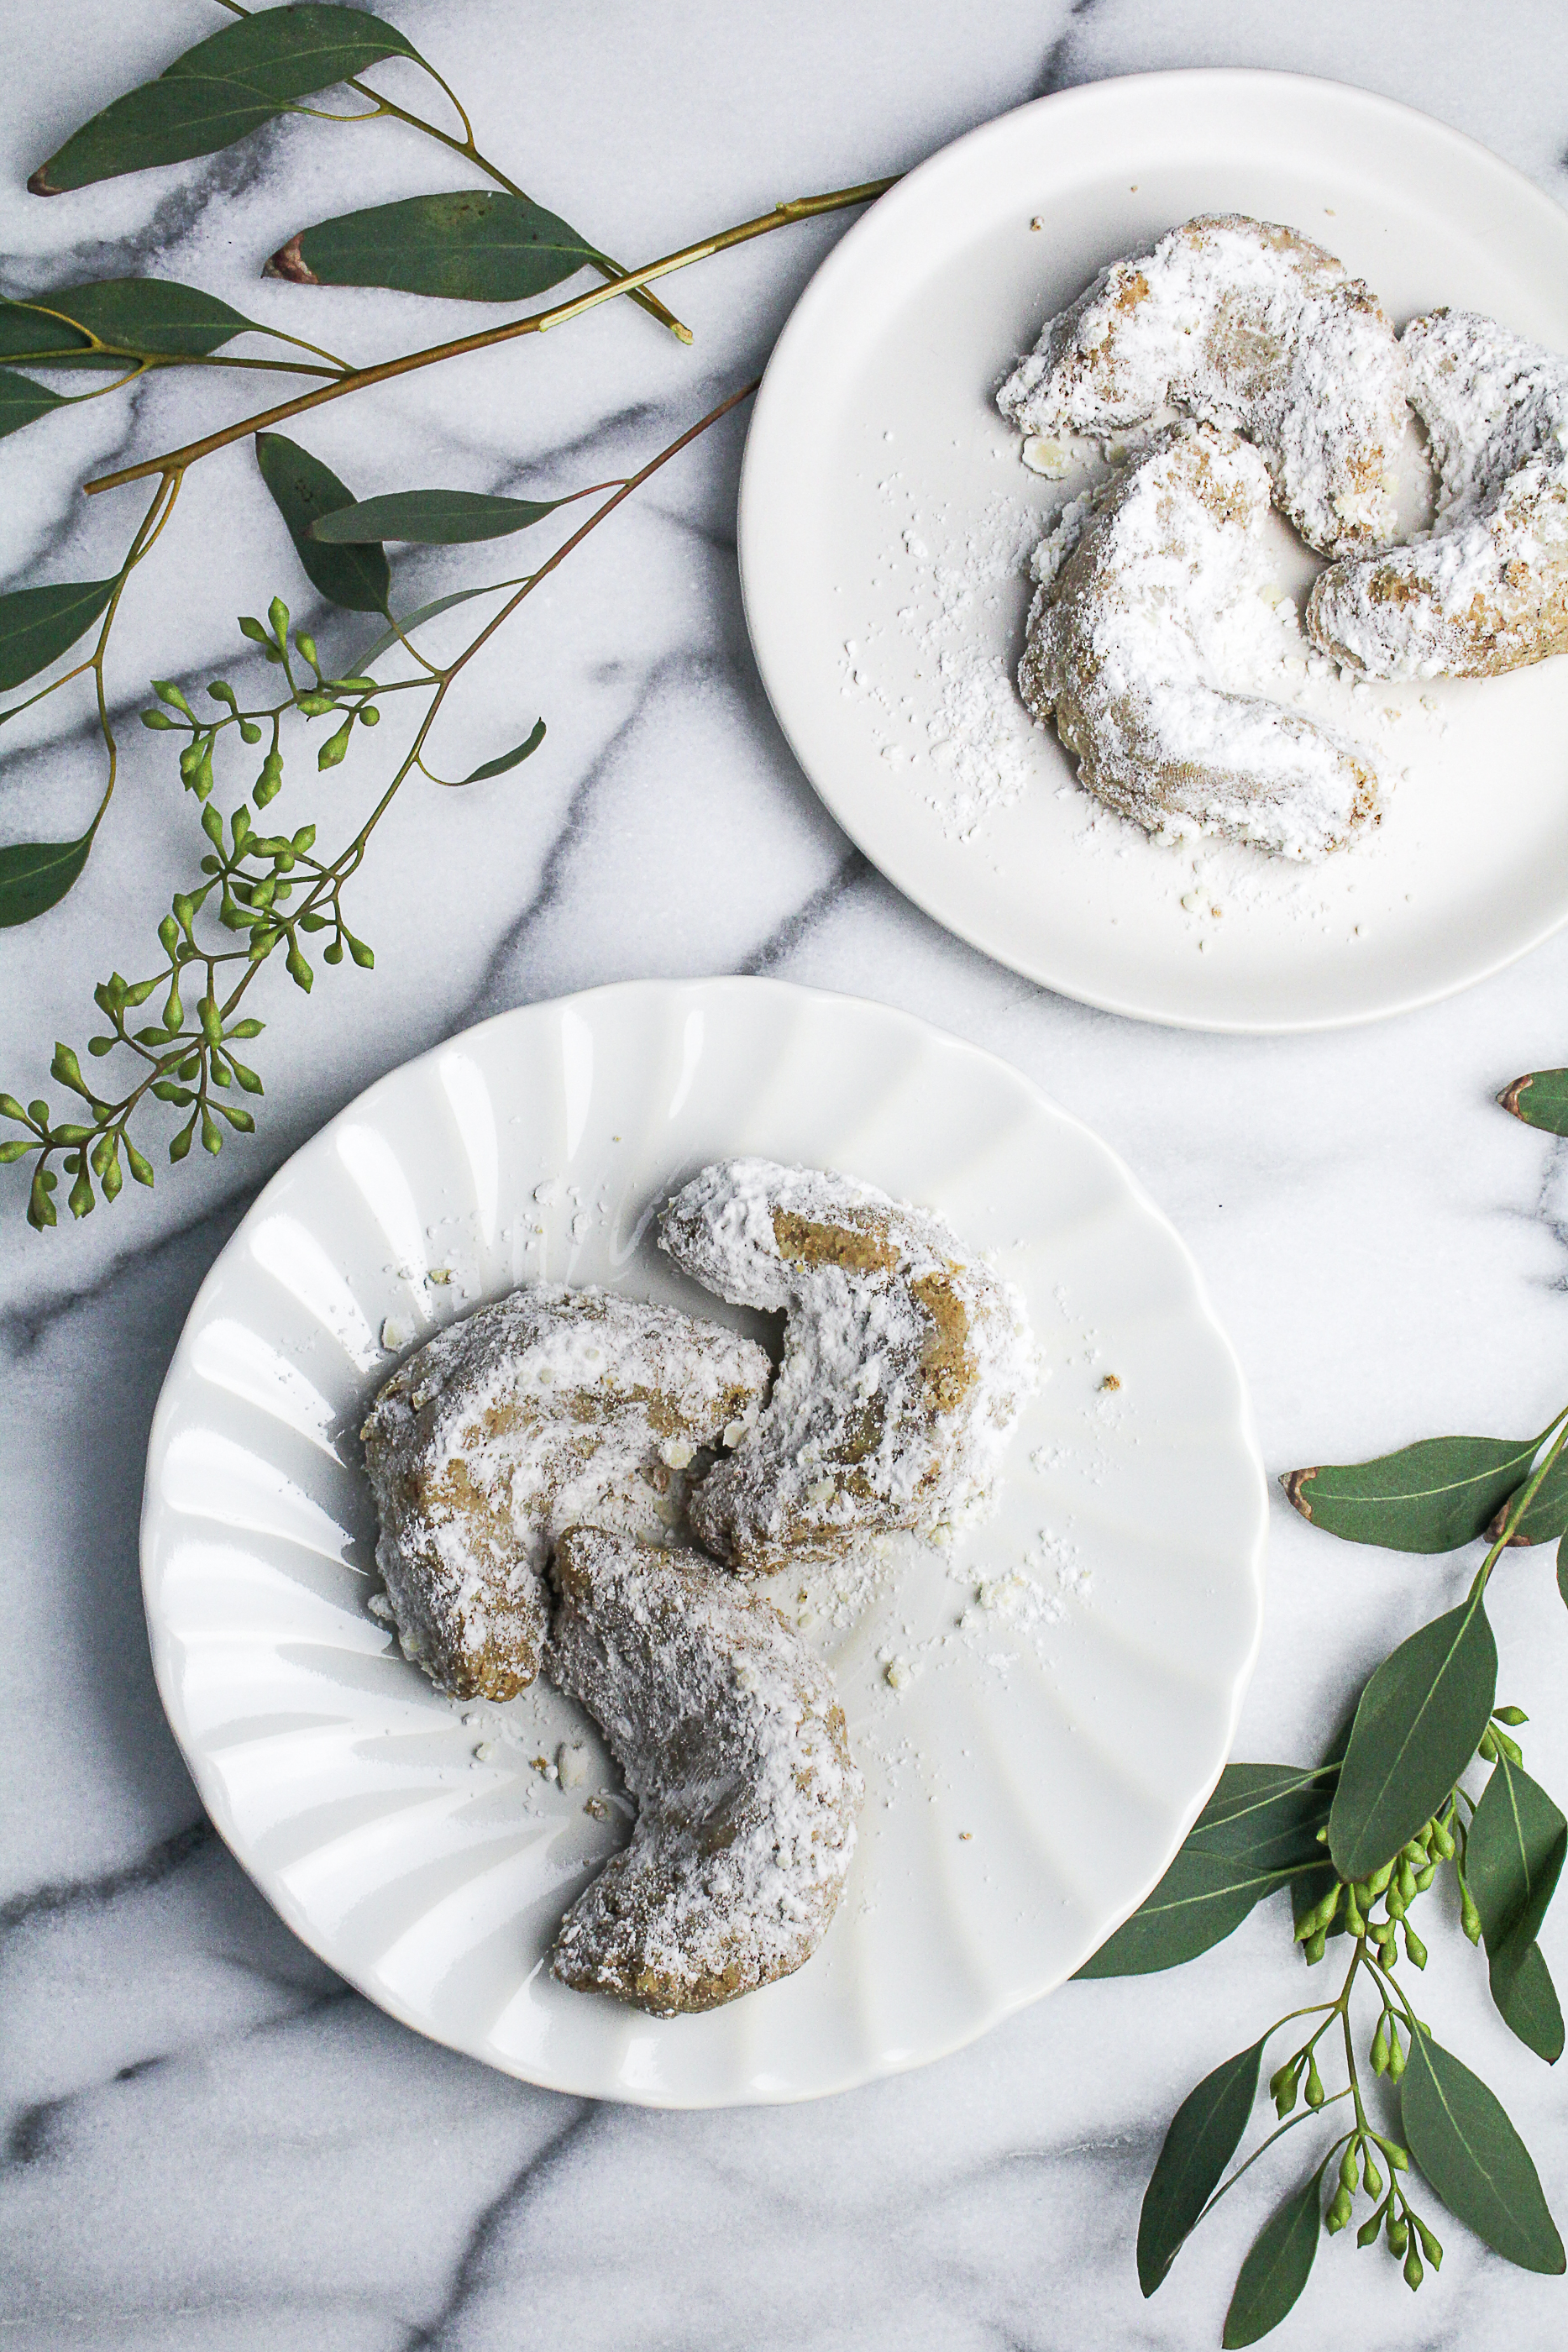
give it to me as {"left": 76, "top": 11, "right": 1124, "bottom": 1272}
{"left": 3, "top": 2, "right": 1568, "bottom": 2344}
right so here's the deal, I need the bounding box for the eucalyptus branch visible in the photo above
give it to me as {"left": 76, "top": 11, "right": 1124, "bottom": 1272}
{"left": 84, "top": 179, "right": 896, "bottom": 496}
{"left": 2, "top": 382, "right": 756, "bottom": 1223}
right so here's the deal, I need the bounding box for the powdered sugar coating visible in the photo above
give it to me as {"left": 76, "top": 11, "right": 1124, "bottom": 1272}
{"left": 997, "top": 214, "right": 1407, "bottom": 554}
{"left": 660, "top": 1159, "right": 1035, "bottom": 1572}
{"left": 1020, "top": 423, "right": 1379, "bottom": 860}
{"left": 548, "top": 1527, "right": 861, "bottom": 2015}
{"left": 1307, "top": 308, "right": 1568, "bottom": 678}
{"left": 361, "top": 1286, "right": 771, "bottom": 1700}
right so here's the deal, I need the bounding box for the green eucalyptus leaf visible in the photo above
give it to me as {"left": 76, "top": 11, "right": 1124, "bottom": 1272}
{"left": 1329, "top": 1592, "right": 1497, "bottom": 1881}
{"left": 255, "top": 432, "right": 389, "bottom": 614}
{"left": 1402, "top": 2031, "right": 1565, "bottom": 2272}
{"left": 29, "top": 5, "right": 422, "bottom": 195}
{"left": 311, "top": 489, "right": 569, "bottom": 545}
{"left": 40, "top": 277, "right": 258, "bottom": 359}
{"left": 0, "top": 830, "right": 94, "bottom": 926}
{"left": 461, "top": 718, "right": 546, "bottom": 781}
{"left": 1467, "top": 1755, "right": 1566, "bottom": 2063}
{"left": 1139, "top": 2036, "right": 1266, "bottom": 2296}
{"left": 1076, "top": 1764, "right": 1335, "bottom": 1978}
{"left": 1283, "top": 1434, "right": 1539, "bottom": 1552}
{"left": 0, "top": 369, "right": 66, "bottom": 438}
{"left": 352, "top": 585, "right": 505, "bottom": 669}
{"left": 1559, "top": 1537, "right": 1568, "bottom": 1614}
{"left": 266, "top": 191, "right": 596, "bottom": 302}
{"left": 1221, "top": 2159, "right": 1327, "bottom": 2349}
{"left": 0, "top": 576, "right": 116, "bottom": 691}
{"left": 1494, "top": 1452, "right": 1568, "bottom": 1546}
{"left": 1500, "top": 1068, "right": 1568, "bottom": 1136}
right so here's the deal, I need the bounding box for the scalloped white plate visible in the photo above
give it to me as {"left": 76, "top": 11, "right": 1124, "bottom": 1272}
{"left": 141, "top": 979, "right": 1266, "bottom": 2105}
{"left": 739, "top": 71, "right": 1568, "bottom": 1031}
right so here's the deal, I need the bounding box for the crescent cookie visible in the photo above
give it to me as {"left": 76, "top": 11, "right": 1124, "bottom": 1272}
{"left": 1020, "top": 422, "right": 1379, "bottom": 859}
{"left": 659, "top": 1158, "right": 1034, "bottom": 1573}
{"left": 998, "top": 213, "right": 1406, "bottom": 554}
{"left": 1307, "top": 307, "right": 1568, "bottom": 678}
{"left": 548, "top": 1527, "right": 861, "bottom": 2015}
{"left": 361, "top": 1285, "right": 770, "bottom": 1700}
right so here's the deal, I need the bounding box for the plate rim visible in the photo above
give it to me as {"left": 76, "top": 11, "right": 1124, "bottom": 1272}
{"left": 139, "top": 974, "right": 1269, "bottom": 2104}
{"left": 737, "top": 66, "right": 1568, "bottom": 1035}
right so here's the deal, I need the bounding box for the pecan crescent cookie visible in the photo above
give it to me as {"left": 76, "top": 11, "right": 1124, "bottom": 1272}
{"left": 1020, "top": 422, "right": 1379, "bottom": 859}
{"left": 361, "top": 1286, "right": 770, "bottom": 1700}
{"left": 548, "top": 1526, "right": 862, "bottom": 2015}
{"left": 659, "top": 1158, "right": 1035, "bottom": 1573}
{"left": 998, "top": 213, "right": 1407, "bottom": 555}
{"left": 1307, "top": 308, "right": 1568, "bottom": 678}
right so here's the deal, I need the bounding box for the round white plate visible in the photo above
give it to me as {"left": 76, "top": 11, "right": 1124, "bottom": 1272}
{"left": 738, "top": 71, "right": 1568, "bottom": 1032}
{"left": 141, "top": 979, "right": 1266, "bottom": 2105}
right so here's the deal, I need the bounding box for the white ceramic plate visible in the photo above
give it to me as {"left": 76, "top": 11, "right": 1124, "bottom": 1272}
{"left": 141, "top": 979, "right": 1266, "bottom": 2106}
{"left": 738, "top": 71, "right": 1568, "bottom": 1032}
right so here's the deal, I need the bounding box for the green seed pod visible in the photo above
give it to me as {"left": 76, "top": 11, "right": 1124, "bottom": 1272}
{"left": 162, "top": 983, "right": 182, "bottom": 1034}
{"left": 153, "top": 679, "right": 195, "bottom": 715}
{"left": 1268, "top": 2060, "right": 1297, "bottom": 2110}
{"left": 176, "top": 1054, "right": 200, "bottom": 1082}
{"left": 125, "top": 1137, "right": 154, "bottom": 1188}
{"left": 1414, "top": 1862, "right": 1435, "bottom": 1892}
{"left": 1371, "top": 2019, "right": 1390, "bottom": 2076}
{"left": 323, "top": 937, "right": 344, "bottom": 965}
{"left": 286, "top": 942, "right": 313, "bottom": 995}
{"left": 1344, "top": 1890, "right": 1365, "bottom": 1939}
{"left": 0, "top": 1138, "right": 31, "bottom": 1163}
{"left": 1303, "top": 1929, "right": 1327, "bottom": 1966}
{"left": 1387, "top": 2213, "right": 1408, "bottom": 2256}
{"left": 27, "top": 1098, "right": 50, "bottom": 1126}
{"left": 87, "top": 1035, "right": 113, "bottom": 1058}
{"left": 1403, "top": 1924, "right": 1428, "bottom": 1971}
{"left": 238, "top": 614, "right": 270, "bottom": 645}
{"left": 67, "top": 1157, "right": 94, "bottom": 1218}
{"left": 1356, "top": 2208, "right": 1384, "bottom": 2250}
{"left": 239, "top": 719, "right": 263, "bottom": 745}
{"left": 254, "top": 757, "right": 284, "bottom": 810}
{"left": 1459, "top": 1882, "right": 1482, "bottom": 1945}
{"left": 1304, "top": 2059, "right": 1324, "bottom": 2109}
{"left": 28, "top": 1161, "right": 58, "bottom": 1229}
{"left": 200, "top": 1108, "right": 222, "bottom": 1156}
{"left": 1403, "top": 2245, "right": 1423, "bottom": 2292}
{"left": 317, "top": 717, "right": 353, "bottom": 770}
{"left": 1362, "top": 2150, "right": 1382, "bottom": 2197}
{"left": 169, "top": 1113, "right": 196, "bottom": 1163}
{"left": 1429, "top": 1817, "right": 1455, "bottom": 1861}
{"left": 1315, "top": 1824, "right": 1329, "bottom": 1845}
{"left": 198, "top": 998, "right": 222, "bottom": 1046}
{"left": 1387, "top": 1884, "right": 1407, "bottom": 1923}
{"left": 1398, "top": 1860, "right": 1417, "bottom": 1904}
{"left": 228, "top": 1018, "right": 265, "bottom": 1040}
{"left": 267, "top": 596, "right": 291, "bottom": 643}
{"left": 158, "top": 913, "right": 180, "bottom": 958}
{"left": 1492, "top": 1705, "right": 1529, "bottom": 1727}
{"left": 359, "top": 701, "right": 380, "bottom": 726}
{"left": 99, "top": 1141, "right": 123, "bottom": 1201}
{"left": 296, "top": 633, "right": 318, "bottom": 670}
{"left": 141, "top": 708, "right": 177, "bottom": 730}
{"left": 0, "top": 1091, "right": 28, "bottom": 1122}
{"left": 1413, "top": 2216, "right": 1442, "bottom": 2268}
{"left": 200, "top": 804, "right": 224, "bottom": 848}
{"left": 291, "top": 825, "right": 317, "bottom": 853}
{"left": 1339, "top": 2145, "right": 1359, "bottom": 2192}
{"left": 1366, "top": 1860, "right": 1395, "bottom": 1898}
{"left": 207, "top": 680, "right": 237, "bottom": 708}
{"left": 1387, "top": 2029, "right": 1406, "bottom": 2083}
{"left": 1383, "top": 2138, "right": 1408, "bottom": 2173}
{"left": 296, "top": 690, "right": 333, "bottom": 716}
{"left": 346, "top": 930, "right": 374, "bottom": 970}
{"left": 1326, "top": 2187, "right": 1352, "bottom": 2234}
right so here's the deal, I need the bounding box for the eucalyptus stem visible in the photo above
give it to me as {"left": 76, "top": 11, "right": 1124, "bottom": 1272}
{"left": 83, "top": 178, "right": 896, "bottom": 496}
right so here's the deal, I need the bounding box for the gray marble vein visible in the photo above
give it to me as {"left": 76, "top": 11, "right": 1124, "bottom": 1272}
{"left": 3, "top": 3, "right": 1568, "bottom": 2349}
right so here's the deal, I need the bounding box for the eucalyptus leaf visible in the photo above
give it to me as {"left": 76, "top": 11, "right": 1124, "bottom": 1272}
{"left": 1493, "top": 1452, "right": 1568, "bottom": 1546}
{"left": 0, "top": 297, "right": 102, "bottom": 367}
{"left": 1329, "top": 1591, "right": 1497, "bottom": 1881}
{"left": 312, "top": 489, "right": 569, "bottom": 545}
{"left": 1283, "top": 1434, "right": 1540, "bottom": 1552}
{"left": 0, "top": 370, "right": 66, "bottom": 439}
{"left": 0, "top": 278, "right": 259, "bottom": 367}
{"left": 1139, "top": 2037, "right": 1266, "bottom": 2296}
{"left": 353, "top": 585, "right": 505, "bottom": 669}
{"left": 1402, "top": 2032, "right": 1565, "bottom": 2272}
{"left": 29, "top": 5, "right": 421, "bottom": 195}
{"left": 1077, "top": 1764, "right": 1335, "bottom": 1978}
{"left": 1467, "top": 1756, "right": 1566, "bottom": 2063}
{"left": 255, "top": 433, "right": 389, "bottom": 615}
{"left": 0, "top": 577, "right": 116, "bottom": 692}
{"left": 1221, "top": 2160, "right": 1327, "bottom": 2349}
{"left": 0, "top": 830, "right": 94, "bottom": 927}
{"left": 267, "top": 191, "right": 597, "bottom": 302}
{"left": 460, "top": 718, "right": 546, "bottom": 781}
{"left": 1500, "top": 1068, "right": 1568, "bottom": 1136}
{"left": 1560, "top": 1538, "right": 1568, "bottom": 1614}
